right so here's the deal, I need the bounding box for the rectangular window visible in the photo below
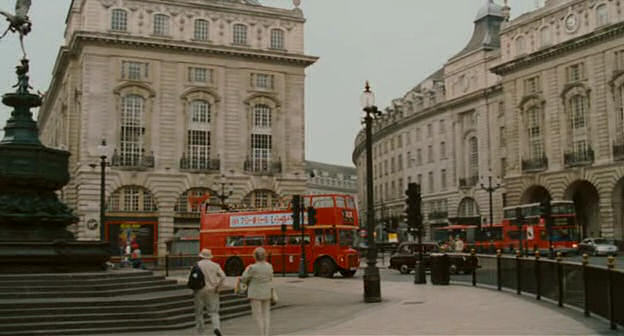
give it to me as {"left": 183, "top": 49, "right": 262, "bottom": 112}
{"left": 417, "top": 149, "right": 422, "bottom": 165}
{"left": 500, "top": 127, "right": 506, "bottom": 147}
{"left": 441, "top": 169, "right": 447, "bottom": 190}
{"left": 439, "top": 120, "right": 445, "bottom": 133}
{"left": 233, "top": 24, "right": 248, "bottom": 45}
{"left": 571, "top": 96, "right": 586, "bottom": 129}
{"left": 440, "top": 142, "right": 446, "bottom": 159}
{"left": 427, "top": 124, "right": 433, "bottom": 137}
{"left": 153, "top": 14, "right": 170, "bottom": 36}
{"left": 416, "top": 128, "right": 421, "bottom": 141}
{"left": 397, "top": 135, "right": 403, "bottom": 148}
{"left": 524, "top": 76, "right": 540, "bottom": 95}
{"left": 574, "top": 140, "right": 587, "bottom": 154}
{"left": 398, "top": 154, "right": 403, "bottom": 171}
{"left": 417, "top": 174, "right": 422, "bottom": 187}
{"left": 270, "top": 29, "right": 285, "bottom": 49}
{"left": 111, "top": 9, "right": 128, "bottom": 32}
{"left": 188, "top": 67, "right": 213, "bottom": 83}
{"left": 384, "top": 161, "right": 388, "bottom": 176}
{"left": 567, "top": 63, "right": 584, "bottom": 82}
{"left": 617, "top": 50, "right": 624, "bottom": 71}
{"left": 428, "top": 145, "right": 434, "bottom": 163}
{"left": 391, "top": 157, "right": 396, "bottom": 173}
{"left": 398, "top": 178, "right": 404, "bottom": 196}
{"left": 498, "top": 101, "right": 505, "bottom": 117}
{"left": 194, "top": 19, "right": 210, "bottom": 41}
{"left": 187, "top": 130, "right": 210, "bottom": 169}
{"left": 251, "top": 134, "right": 272, "bottom": 172}
{"left": 407, "top": 151, "right": 412, "bottom": 168}
{"left": 501, "top": 158, "right": 507, "bottom": 177}
{"left": 122, "top": 61, "right": 148, "bottom": 81}
{"left": 428, "top": 172, "right": 434, "bottom": 193}
{"left": 253, "top": 73, "right": 274, "bottom": 90}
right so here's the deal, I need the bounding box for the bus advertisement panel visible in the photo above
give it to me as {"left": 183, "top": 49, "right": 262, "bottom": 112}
{"left": 200, "top": 194, "right": 360, "bottom": 278}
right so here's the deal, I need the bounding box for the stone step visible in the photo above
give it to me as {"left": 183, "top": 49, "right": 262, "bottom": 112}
{"left": 0, "top": 283, "right": 186, "bottom": 299}
{"left": 0, "top": 305, "right": 252, "bottom": 333}
{"left": 0, "top": 297, "right": 248, "bottom": 317}
{"left": 0, "top": 270, "right": 153, "bottom": 282}
{"left": 0, "top": 310, "right": 253, "bottom": 336}
{"left": 0, "top": 279, "right": 178, "bottom": 293}
{"left": 0, "top": 275, "right": 166, "bottom": 287}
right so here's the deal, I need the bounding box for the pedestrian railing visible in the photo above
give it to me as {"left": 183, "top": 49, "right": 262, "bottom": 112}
{"left": 449, "top": 251, "right": 622, "bottom": 330}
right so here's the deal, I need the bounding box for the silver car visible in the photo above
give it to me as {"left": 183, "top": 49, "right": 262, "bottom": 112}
{"left": 577, "top": 238, "right": 618, "bottom": 256}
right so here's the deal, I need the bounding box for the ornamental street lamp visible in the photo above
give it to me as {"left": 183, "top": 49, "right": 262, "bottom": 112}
{"left": 213, "top": 174, "right": 234, "bottom": 210}
{"left": 360, "top": 81, "right": 382, "bottom": 303}
{"left": 480, "top": 171, "right": 501, "bottom": 236}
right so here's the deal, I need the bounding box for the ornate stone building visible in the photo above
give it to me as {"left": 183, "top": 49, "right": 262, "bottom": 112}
{"left": 353, "top": 0, "right": 624, "bottom": 241}
{"left": 38, "top": 0, "right": 317, "bottom": 257}
{"left": 493, "top": 0, "right": 624, "bottom": 239}
{"left": 353, "top": 1, "right": 507, "bottom": 241}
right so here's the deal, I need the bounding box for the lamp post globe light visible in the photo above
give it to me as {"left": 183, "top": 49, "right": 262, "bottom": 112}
{"left": 360, "top": 81, "right": 382, "bottom": 303}
{"left": 96, "top": 139, "right": 110, "bottom": 244}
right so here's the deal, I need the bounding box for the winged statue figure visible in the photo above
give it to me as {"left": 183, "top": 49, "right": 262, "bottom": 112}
{"left": 0, "top": 0, "right": 32, "bottom": 59}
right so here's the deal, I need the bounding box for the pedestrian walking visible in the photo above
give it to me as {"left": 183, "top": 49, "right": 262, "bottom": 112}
{"left": 194, "top": 249, "right": 226, "bottom": 336}
{"left": 240, "top": 247, "right": 275, "bottom": 336}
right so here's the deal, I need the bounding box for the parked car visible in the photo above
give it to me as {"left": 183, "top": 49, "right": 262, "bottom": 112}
{"left": 389, "top": 242, "right": 476, "bottom": 275}
{"left": 577, "top": 238, "right": 618, "bottom": 256}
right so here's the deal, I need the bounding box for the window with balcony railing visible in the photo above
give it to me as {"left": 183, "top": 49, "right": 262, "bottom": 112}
{"left": 564, "top": 146, "right": 594, "bottom": 167}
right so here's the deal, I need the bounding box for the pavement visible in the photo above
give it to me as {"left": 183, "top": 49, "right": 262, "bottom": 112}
{"left": 125, "top": 266, "right": 620, "bottom": 336}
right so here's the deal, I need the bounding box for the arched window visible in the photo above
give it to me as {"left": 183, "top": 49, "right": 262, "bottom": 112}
{"left": 468, "top": 137, "right": 479, "bottom": 178}
{"left": 187, "top": 100, "right": 211, "bottom": 169}
{"left": 233, "top": 24, "right": 247, "bottom": 45}
{"left": 175, "top": 188, "right": 212, "bottom": 214}
{"left": 270, "top": 29, "right": 284, "bottom": 49}
{"left": 111, "top": 9, "right": 128, "bottom": 32}
{"left": 194, "top": 19, "right": 209, "bottom": 41}
{"left": 515, "top": 35, "right": 525, "bottom": 55}
{"left": 120, "top": 95, "right": 145, "bottom": 166}
{"left": 596, "top": 4, "right": 609, "bottom": 26}
{"left": 153, "top": 14, "right": 169, "bottom": 36}
{"left": 526, "top": 106, "right": 544, "bottom": 159}
{"left": 458, "top": 198, "right": 479, "bottom": 217}
{"left": 243, "top": 190, "right": 280, "bottom": 209}
{"left": 108, "top": 186, "right": 157, "bottom": 212}
{"left": 253, "top": 104, "right": 271, "bottom": 128}
{"left": 540, "top": 26, "right": 551, "bottom": 47}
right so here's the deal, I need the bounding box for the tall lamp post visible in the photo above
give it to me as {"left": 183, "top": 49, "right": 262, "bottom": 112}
{"left": 97, "top": 139, "right": 110, "bottom": 243}
{"left": 480, "top": 171, "right": 501, "bottom": 237}
{"left": 213, "top": 174, "right": 234, "bottom": 210}
{"left": 361, "top": 81, "right": 382, "bottom": 303}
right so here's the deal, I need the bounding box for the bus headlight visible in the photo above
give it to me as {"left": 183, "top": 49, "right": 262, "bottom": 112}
{"left": 572, "top": 244, "right": 578, "bottom": 249}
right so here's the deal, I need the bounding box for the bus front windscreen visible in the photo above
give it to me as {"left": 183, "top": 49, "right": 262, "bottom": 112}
{"left": 339, "top": 230, "right": 355, "bottom": 247}
{"left": 551, "top": 227, "right": 579, "bottom": 242}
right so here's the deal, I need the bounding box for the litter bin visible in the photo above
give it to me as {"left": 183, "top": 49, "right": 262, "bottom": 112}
{"left": 430, "top": 253, "right": 449, "bottom": 285}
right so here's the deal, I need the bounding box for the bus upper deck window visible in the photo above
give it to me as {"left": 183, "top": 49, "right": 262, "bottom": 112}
{"left": 335, "top": 196, "right": 346, "bottom": 209}
{"left": 346, "top": 197, "right": 356, "bottom": 209}
{"left": 243, "top": 236, "right": 264, "bottom": 246}
{"left": 312, "top": 196, "right": 334, "bottom": 208}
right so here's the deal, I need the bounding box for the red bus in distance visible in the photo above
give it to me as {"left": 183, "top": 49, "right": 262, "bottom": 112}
{"left": 200, "top": 194, "right": 360, "bottom": 278}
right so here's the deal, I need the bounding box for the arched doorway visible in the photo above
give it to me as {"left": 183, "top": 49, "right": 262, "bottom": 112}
{"left": 564, "top": 180, "right": 600, "bottom": 238}
{"left": 612, "top": 178, "right": 624, "bottom": 240}
{"left": 520, "top": 185, "right": 551, "bottom": 204}
{"left": 458, "top": 197, "right": 480, "bottom": 218}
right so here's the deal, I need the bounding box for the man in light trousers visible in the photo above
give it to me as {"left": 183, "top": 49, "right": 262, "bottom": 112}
{"left": 195, "top": 249, "right": 226, "bottom": 336}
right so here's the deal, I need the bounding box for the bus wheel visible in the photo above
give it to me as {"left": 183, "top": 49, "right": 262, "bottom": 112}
{"left": 315, "top": 258, "right": 336, "bottom": 278}
{"left": 340, "top": 270, "right": 356, "bottom": 278}
{"left": 225, "top": 257, "right": 244, "bottom": 276}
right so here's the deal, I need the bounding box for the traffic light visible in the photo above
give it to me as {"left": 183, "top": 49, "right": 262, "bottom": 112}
{"left": 291, "top": 195, "right": 301, "bottom": 230}
{"left": 405, "top": 183, "right": 422, "bottom": 229}
{"left": 515, "top": 206, "right": 524, "bottom": 227}
{"left": 307, "top": 206, "right": 317, "bottom": 226}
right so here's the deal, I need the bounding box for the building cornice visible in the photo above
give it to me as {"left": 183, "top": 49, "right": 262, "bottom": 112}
{"left": 492, "top": 22, "right": 624, "bottom": 76}
{"left": 352, "top": 84, "right": 502, "bottom": 164}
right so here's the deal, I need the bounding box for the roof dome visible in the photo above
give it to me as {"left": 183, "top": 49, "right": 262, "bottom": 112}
{"left": 475, "top": 0, "right": 504, "bottom": 21}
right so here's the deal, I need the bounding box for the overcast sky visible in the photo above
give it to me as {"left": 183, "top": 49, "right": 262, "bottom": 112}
{"left": 0, "top": 0, "right": 540, "bottom": 167}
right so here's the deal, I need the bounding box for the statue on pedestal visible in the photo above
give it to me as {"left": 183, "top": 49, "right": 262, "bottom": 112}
{"left": 0, "top": 0, "right": 32, "bottom": 59}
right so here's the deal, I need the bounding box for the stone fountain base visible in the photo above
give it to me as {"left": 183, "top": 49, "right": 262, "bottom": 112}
{"left": 0, "top": 240, "right": 111, "bottom": 273}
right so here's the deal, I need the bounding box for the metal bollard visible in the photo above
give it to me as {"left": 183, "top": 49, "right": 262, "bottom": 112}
{"left": 496, "top": 249, "right": 502, "bottom": 291}
{"left": 471, "top": 249, "right": 477, "bottom": 287}
{"left": 556, "top": 252, "right": 563, "bottom": 308}
{"left": 608, "top": 256, "right": 616, "bottom": 330}
{"left": 516, "top": 249, "right": 522, "bottom": 295}
{"left": 535, "top": 250, "right": 541, "bottom": 300}
{"left": 582, "top": 254, "right": 590, "bottom": 317}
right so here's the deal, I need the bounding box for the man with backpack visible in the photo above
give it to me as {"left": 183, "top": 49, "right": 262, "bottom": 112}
{"left": 189, "top": 249, "right": 226, "bottom": 336}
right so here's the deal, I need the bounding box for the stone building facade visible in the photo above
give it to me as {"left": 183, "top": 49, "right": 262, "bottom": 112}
{"left": 304, "top": 160, "right": 358, "bottom": 199}
{"left": 38, "top": 0, "right": 317, "bottom": 257}
{"left": 353, "top": 0, "right": 624, "bottom": 241}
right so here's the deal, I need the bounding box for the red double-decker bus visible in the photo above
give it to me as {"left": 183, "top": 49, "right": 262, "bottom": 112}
{"left": 200, "top": 194, "right": 360, "bottom": 278}
{"left": 432, "top": 224, "right": 505, "bottom": 252}
{"left": 501, "top": 200, "right": 580, "bottom": 254}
